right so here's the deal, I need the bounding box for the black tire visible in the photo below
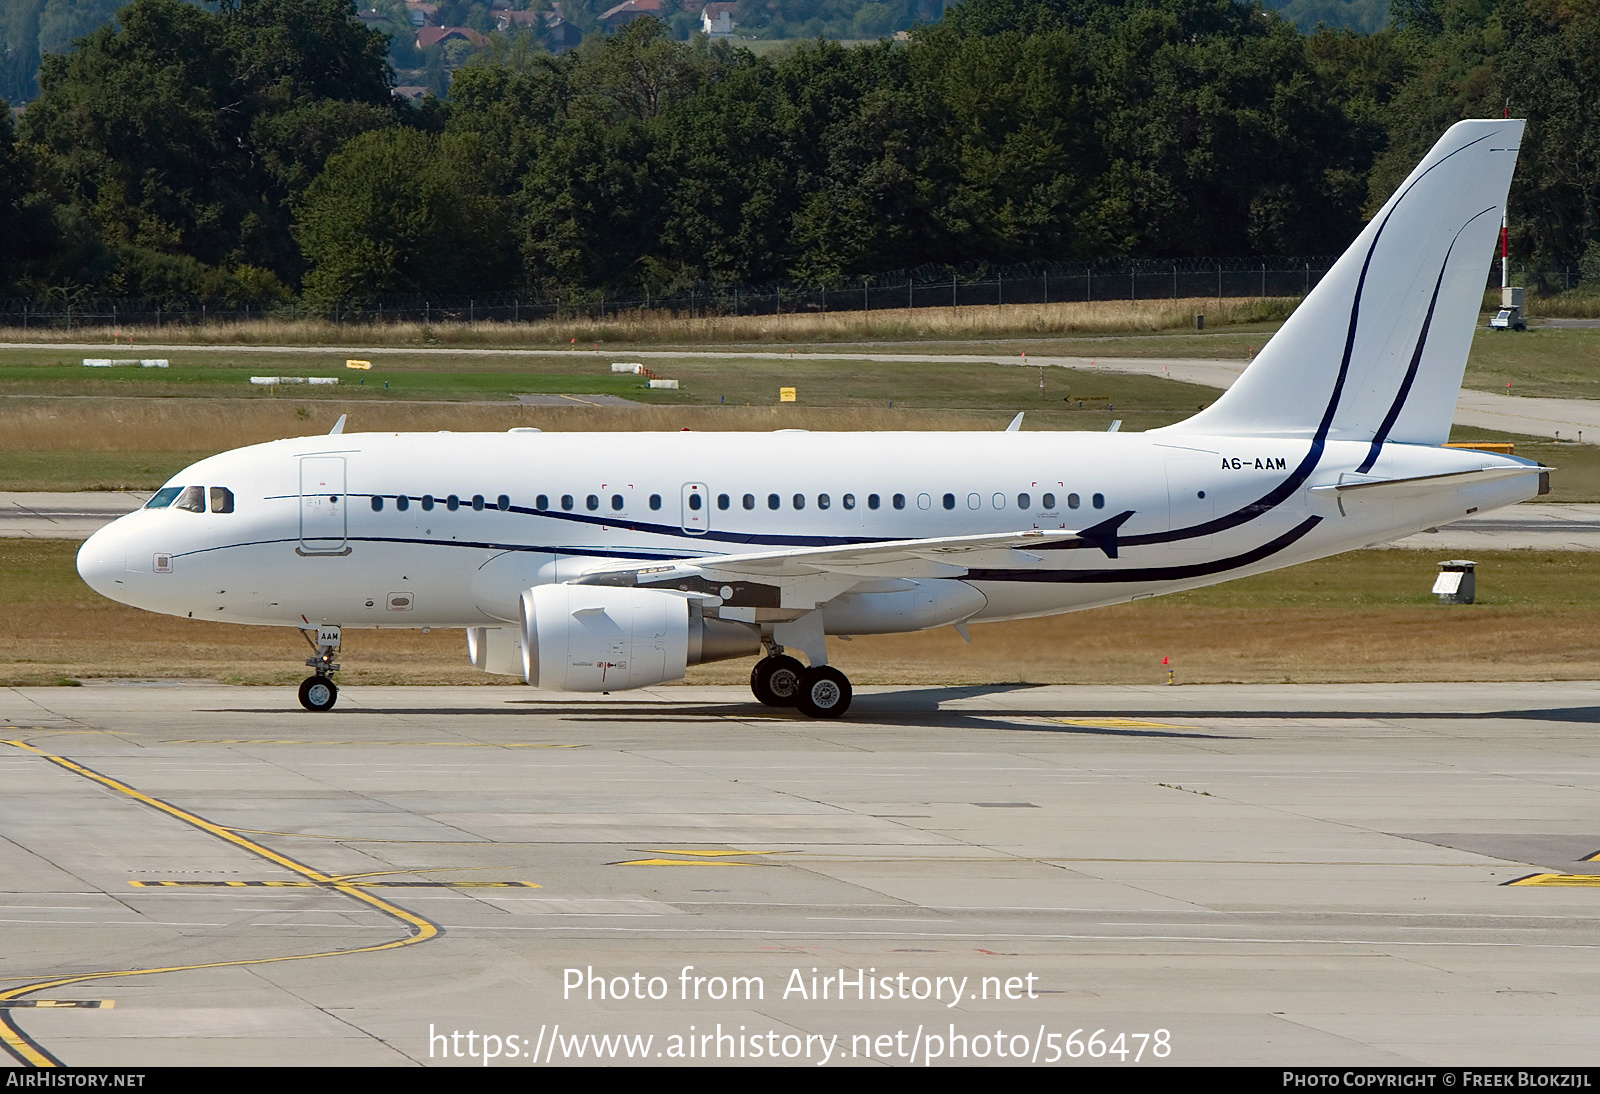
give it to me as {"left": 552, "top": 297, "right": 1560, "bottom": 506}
{"left": 795, "top": 666, "right": 852, "bottom": 719}
{"left": 750, "top": 655, "right": 805, "bottom": 707}
{"left": 298, "top": 675, "right": 338, "bottom": 712}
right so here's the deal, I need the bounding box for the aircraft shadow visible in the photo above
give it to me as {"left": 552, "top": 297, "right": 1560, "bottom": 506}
{"left": 207, "top": 682, "right": 1248, "bottom": 737}
{"left": 1043, "top": 707, "right": 1600, "bottom": 724}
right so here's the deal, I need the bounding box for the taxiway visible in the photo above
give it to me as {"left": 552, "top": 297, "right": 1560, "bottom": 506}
{"left": 3, "top": 681, "right": 1600, "bottom": 1066}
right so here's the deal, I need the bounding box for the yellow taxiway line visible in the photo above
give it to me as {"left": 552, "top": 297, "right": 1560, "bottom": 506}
{"left": 0, "top": 740, "right": 443, "bottom": 1068}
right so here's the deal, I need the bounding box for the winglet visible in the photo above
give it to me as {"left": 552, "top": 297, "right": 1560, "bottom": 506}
{"left": 1005, "top": 412, "right": 1024, "bottom": 432}
{"left": 1076, "top": 510, "right": 1135, "bottom": 559}
{"left": 329, "top": 414, "right": 347, "bottom": 436}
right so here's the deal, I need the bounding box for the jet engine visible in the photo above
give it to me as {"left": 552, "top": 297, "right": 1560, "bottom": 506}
{"left": 518, "top": 584, "right": 758, "bottom": 691}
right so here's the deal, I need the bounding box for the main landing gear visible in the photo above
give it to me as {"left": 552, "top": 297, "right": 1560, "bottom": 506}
{"left": 750, "top": 645, "right": 852, "bottom": 719}
{"left": 298, "top": 625, "right": 341, "bottom": 712}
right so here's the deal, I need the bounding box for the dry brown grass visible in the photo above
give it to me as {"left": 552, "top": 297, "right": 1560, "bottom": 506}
{"left": 9, "top": 539, "right": 1600, "bottom": 688}
{"left": 0, "top": 398, "right": 993, "bottom": 454}
{"left": 16, "top": 296, "right": 1299, "bottom": 348}
{"left": 10, "top": 593, "right": 1598, "bottom": 689}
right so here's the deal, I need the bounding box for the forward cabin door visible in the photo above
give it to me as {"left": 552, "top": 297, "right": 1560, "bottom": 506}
{"left": 299, "top": 456, "right": 348, "bottom": 554}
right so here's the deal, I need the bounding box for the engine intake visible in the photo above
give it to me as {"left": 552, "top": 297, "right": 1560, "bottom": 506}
{"left": 518, "top": 585, "right": 757, "bottom": 691}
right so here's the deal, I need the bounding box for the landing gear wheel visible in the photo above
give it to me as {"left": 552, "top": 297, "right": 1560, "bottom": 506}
{"left": 750, "top": 655, "right": 805, "bottom": 707}
{"left": 298, "top": 675, "right": 338, "bottom": 712}
{"left": 795, "top": 666, "right": 852, "bottom": 719}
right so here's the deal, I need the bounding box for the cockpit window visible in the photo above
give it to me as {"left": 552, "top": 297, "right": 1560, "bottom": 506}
{"left": 174, "top": 486, "right": 207, "bottom": 513}
{"left": 209, "top": 487, "right": 234, "bottom": 514}
{"left": 145, "top": 487, "right": 182, "bottom": 509}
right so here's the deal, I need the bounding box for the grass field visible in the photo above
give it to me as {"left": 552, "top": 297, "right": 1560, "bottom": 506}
{"left": 0, "top": 348, "right": 1217, "bottom": 416}
{"left": 5, "top": 301, "right": 1598, "bottom": 688}
{"left": 4, "top": 347, "right": 1597, "bottom": 495}
{"left": 4, "top": 295, "right": 1297, "bottom": 348}
{"left": 5, "top": 540, "right": 1596, "bottom": 687}
{"left": 0, "top": 354, "right": 1223, "bottom": 490}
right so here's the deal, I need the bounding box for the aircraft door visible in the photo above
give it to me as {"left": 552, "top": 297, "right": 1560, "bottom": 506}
{"left": 1164, "top": 454, "right": 1216, "bottom": 550}
{"left": 299, "top": 456, "right": 349, "bottom": 554}
{"left": 681, "top": 482, "right": 708, "bottom": 535}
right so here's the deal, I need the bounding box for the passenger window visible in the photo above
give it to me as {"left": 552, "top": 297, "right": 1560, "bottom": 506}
{"left": 743, "top": 494, "right": 755, "bottom": 510}
{"left": 497, "top": 495, "right": 510, "bottom": 511}
{"left": 422, "top": 495, "right": 435, "bottom": 511}
{"left": 586, "top": 495, "right": 599, "bottom": 511}
{"left": 561, "top": 495, "right": 574, "bottom": 511}
{"left": 768, "top": 494, "right": 780, "bottom": 510}
{"left": 1068, "top": 493, "right": 1080, "bottom": 509}
{"left": 868, "top": 494, "right": 880, "bottom": 510}
{"left": 535, "top": 495, "right": 547, "bottom": 510}
{"left": 611, "top": 494, "right": 624, "bottom": 511}
{"left": 471, "top": 494, "right": 485, "bottom": 511}
{"left": 717, "top": 494, "right": 730, "bottom": 510}
{"left": 370, "top": 496, "right": 383, "bottom": 512}
{"left": 942, "top": 493, "right": 955, "bottom": 510}
{"left": 792, "top": 494, "right": 805, "bottom": 510}
{"left": 209, "top": 487, "right": 234, "bottom": 513}
{"left": 175, "top": 485, "right": 206, "bottom": 513}
{"left": 649, "top": 495, "right": 661, "bottom": 510}
{"left": 1093, "top": 493, "right": 1105, "bottom": 509}
{"left": 1042, "top": 493, "right": 1056, "bottom": 509}
{"left": 396, "top": 495, "right": 410, "bottom": 511}
{"left": 1018, "top": 493, "right": 1030, "bottom": 509}
{"left": 145, "top": 486, "right": 182, "bottom": 509}
{"left": 818, "top": 494, "right": 830, "bottom": 510}
{"left": 843, "top": 494, "right": 855, "bottom": 510}
{"left": 892, "top": 494, "right": 905, "bottom": 510}
{"left": 447, "top": 494, "right": 460, "bottom": 511}
{"left": 688, "top": 493, "right": 701, "bottom": 511}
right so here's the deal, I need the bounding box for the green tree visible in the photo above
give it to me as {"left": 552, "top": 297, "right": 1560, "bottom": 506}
{"left": 0, "top": 98, "right": 62, "bottom": 292}
{"left": 296, "top": 127, "right": 517, "bottom": 309}
{"left": 1374, "top": 0, "right": 1600, "bottom": 268}
{"left": 36, "top": 0, "right": 123, "bottom": 55}
{"left": 21, "top": 0, "right": 400, "bottom": 295}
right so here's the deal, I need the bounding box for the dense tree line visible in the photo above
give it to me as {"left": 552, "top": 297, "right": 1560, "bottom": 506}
{"left": 1, "top": 0, "right": 1597, "bottom": 311}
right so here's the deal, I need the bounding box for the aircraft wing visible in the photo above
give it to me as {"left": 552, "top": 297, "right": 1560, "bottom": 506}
{"left": 570, "top": 526, "right": 1106, "bottom": 609}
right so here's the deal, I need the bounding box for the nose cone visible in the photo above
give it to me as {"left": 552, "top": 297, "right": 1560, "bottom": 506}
{"left": 77, "top": 523, "right": 129, "bottom": 600}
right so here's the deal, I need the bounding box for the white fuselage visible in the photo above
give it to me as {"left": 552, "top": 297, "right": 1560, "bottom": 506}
{"left": 76, "top": 427, "right": 1542, "bottom": 635}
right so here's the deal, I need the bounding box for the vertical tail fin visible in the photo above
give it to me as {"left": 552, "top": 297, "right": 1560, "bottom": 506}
{"left": 1162, "top": 119, "right": 1524, "bottom": 448}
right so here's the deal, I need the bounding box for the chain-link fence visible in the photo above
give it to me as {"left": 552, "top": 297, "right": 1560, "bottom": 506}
{"left": 0, "top": 256, "right": 1586, "bottom": 330}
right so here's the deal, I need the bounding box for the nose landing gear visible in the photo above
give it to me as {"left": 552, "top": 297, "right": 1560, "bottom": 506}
{"left": 298, "top": 624, "right": 342, "bottom": 712}
{"left": 298, "top": 675, "right": 338, "bottom": 712}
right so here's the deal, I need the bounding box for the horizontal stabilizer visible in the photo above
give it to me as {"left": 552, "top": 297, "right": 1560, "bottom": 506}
{"left": 1310, "top": 465, "right": 1542, "bottom": 503}
{"left": 1305, "top": 460, "right": 1542, "bottom": 511}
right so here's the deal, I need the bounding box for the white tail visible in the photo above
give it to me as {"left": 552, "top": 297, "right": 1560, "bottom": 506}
{"left": 1163, "top": 119, "right": 1524, "bottom": 459}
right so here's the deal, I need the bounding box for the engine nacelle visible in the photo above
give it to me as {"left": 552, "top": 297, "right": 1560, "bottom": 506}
{"left": 518, "top": 585, "right": 761, "bottom": 691}
{"left": 517, "top": 585, "right": 684, "bottom": 691}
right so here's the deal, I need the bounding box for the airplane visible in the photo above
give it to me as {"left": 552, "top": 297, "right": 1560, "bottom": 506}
{"left": 76, "top": 119, "right": 1544, "bottom": 719}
